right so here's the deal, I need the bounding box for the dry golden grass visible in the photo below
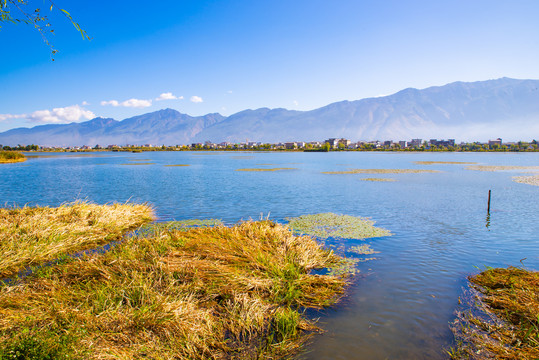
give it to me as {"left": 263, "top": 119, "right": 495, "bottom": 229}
{"left": 360, "top": 178, "right": 397, "bottom": 182}
{"left": 0, "top": 221, "right": 349, "bottom": 359}
{"left": 414, "top": 161, "right": 477, "bottom": 165}
{"left": 0, "top": 151, "right": 26, "bottom": 164}
{"left": 236, "top": 168, "right": 297, "bottom": 172}
{"left": 0, "top": 201, "right": 154, "bottom": 278}
{"left": 513, "top": 175, "right": 539, "bottom": 186}
{"left": 449, "top": 267, "right": 539, "bottom": 359}
{"left": 466, "top": 165, "right": 539, "bottom": 172}
{"left": 322, "top": 169, "right": 440, "bottom": 174}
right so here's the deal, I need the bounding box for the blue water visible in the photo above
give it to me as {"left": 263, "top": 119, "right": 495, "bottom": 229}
{"left": 2, "top": 151, "right": 538, "bottom": 359}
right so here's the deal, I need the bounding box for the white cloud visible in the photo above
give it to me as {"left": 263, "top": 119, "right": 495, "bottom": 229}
{"left": 293, "top": 100, "right": 299, "bottom": 106}
{"left": 1, "top": 105, "right": 96, "bottom": 124}
{"left": 155, "top": 92, "right": 183, "bottom": 101}
{"left": 190, "top": 96, "right": 203, "bottom": 103}
{"left": 27, "top": 105, "right": 96, "bottom": 124}
{"left": 81, "top": 101, "right": 89, "bottom": 106}
{"left": 101, "top": 98, "right": 152, "bottom": 108}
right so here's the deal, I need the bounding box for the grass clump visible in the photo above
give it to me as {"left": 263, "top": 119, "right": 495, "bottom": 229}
{"left": 360, "top": 178, "right": 397, "bottom": 182}
{"left": 513, "top": 175, "right": 539, "bottom": 187}
{"left": 322, "top": 169, "right": 440, "bottom": 174}
{"left": 466, "top": 165, "right": 539, "bottom": 172}
{"left": 0, "top": 220, "right": 349, "bottom": 359}
{"left": 0, "top": 151, "right": 26, "bottom": 164}
{"left": 236, "top": 168, "right": 297, "bottom": 172}
{"left": 0, "top": 201, "right": 154, "bottom": 278}
{"left": 286, "top": 213, "right": 392, "bottom": 239}
{"left": 449, "top": 267, "right": 539, "bottom": 359}
{"left": 414, "top": 161, "right": 477, "bottom": 165}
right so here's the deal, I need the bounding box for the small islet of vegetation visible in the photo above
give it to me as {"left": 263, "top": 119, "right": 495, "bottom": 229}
{"left": 414, "top": 161, "right": 477, "bottom": 165}
{"left": 512, "top": 175, "right": 539, "bottom": 187}
{"left": 322, "top": 169, "right": 440, "bottom": 174}
{"left": 0, "top": 151, "right": 26, "bottom": 164}
{"left": 465, "top": 165, "right": 539, "bottom": 172}
{"left": 360, "top": 177, "right": 397, "bottom": 182}
{"left": 449, "top": 267, "right": 539, "bottom": 360}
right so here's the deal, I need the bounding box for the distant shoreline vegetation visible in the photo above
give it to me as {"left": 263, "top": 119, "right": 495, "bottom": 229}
{"left": 2, "top": 139, "right": 538, "bottom": 153}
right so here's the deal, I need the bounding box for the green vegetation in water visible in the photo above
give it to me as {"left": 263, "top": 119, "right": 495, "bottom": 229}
{"left": 0, "top": 201, "right": 154, "bottom": 279}
{"left": 0, "top": 151, "right": 26, "bottom": 164}
{"left": 137, "top": 219, "right": 223, "bottom": 236}
{"left": 286, "top": 213, "right": 392, "bottom": 239}
{"left": 322, "top": 169, "right": 440, "bottom": 174}
{"left": 360, "top": 178, "right": 397, "bottom": 182}
{"left": 513, "top": 175, "right": 539, "bottom": 186}
{"left": 236, "top": 168, "right": 297, "bottom": 172}
{"left": 449, "top": 267, "right": 539, "bottom": 360}
{"left": 349, "top": 244, "right": 379, "bottom": 255}
{"left": 163, "top": 164, "right": 190, "bottom": 167}
{"left": 120, "top": 162, "right": 155, "bottom": 165}
{"left": 465, "top": 165, "right": 539, "bottom": 172}
{"left": 0, "top": 220, "right": 350, "bottom": 359}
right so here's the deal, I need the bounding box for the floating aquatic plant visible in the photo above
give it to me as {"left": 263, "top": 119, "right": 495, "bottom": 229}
{"left": 236, "top": 168, "right": 297, "bottom": 172}
{"left": 513, "top": 175, "right": 539, "bottom": 186}
{"left": 286, "top": 213, "right": 392, "bottom": 239}
{"left": 322, "top": 169, "right": 440, "bottom": 174}
{"left": 414, "top": 161, "right": 477, "bottom": 165}
{"left": 349, "top": 244, "right": 380, "bottom": 255}
{"left": 465, "top": 165, "right": 539, "bottom": 172}
{"left": 360, "top": 178, "right": 397, "bottom": 182}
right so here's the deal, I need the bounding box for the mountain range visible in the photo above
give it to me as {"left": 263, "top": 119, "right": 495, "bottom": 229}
{"left": 1, "top": 77, "right": 538, "bottom": 147}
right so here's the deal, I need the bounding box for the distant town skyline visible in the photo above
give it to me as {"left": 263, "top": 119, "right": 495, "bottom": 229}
{"left": 1, "top": 0, "right": 539, "bottom": 132}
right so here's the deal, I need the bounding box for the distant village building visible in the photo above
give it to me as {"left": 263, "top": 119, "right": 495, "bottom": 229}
{"left": 409, "top": 139, "right": 422, "bottom": 147}
{"left": 338, "top": 138, "right": 351, "bottom": 147}
{"left": 488, "top": 138, "right": 502, "bottom": 147}
{"left": 398, "top": 141, "right": 407, "bottom": 148}
{"left": 325, "top": 138, "right": 340, "bottom": 148}
{"left": 429, "top": 139, "right": 455, "bottom": 147}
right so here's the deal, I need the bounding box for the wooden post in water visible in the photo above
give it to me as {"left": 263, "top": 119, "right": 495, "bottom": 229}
{"left": 487, "top": 190, "right": 491, "bottom": 213}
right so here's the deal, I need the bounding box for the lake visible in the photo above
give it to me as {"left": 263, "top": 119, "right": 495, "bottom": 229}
{"left": 2, "top": 151, "right": 538, "bottom": 359}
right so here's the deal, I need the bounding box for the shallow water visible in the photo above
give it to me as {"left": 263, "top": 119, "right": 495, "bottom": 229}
{"left": 2, "top": 151, "right": 538, "bottom": 359}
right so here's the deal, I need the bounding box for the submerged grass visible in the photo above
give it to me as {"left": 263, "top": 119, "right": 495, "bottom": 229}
{"left": 0, "top": 151, "right": 26, "bottom": 164}
{"left": 414, "top": 161, "right": 477, "bottom": 165}
{"left": 286, "top": 213, "right": 392, "bottom": 239}
{"left": 449, "top": 267, "right": 539, "bottom": 359}
{"left": 0, "top": 201, "right": 154, "bottom": 279}
{"left": 360, "top": 178, "right": 397, "bottom": 182}
{"left": 236, "top": 168, "right": 297, "bottom": 172}
{"left": 322, "top": 169, "right": 440, "bottom": 174}
{"left": 513, "top": 175, "right": 539, "bottom": 187}
{"left": 466, "top": 165, "right": 539, "bottom": 172}
{"left": 0, "top": 220, "right": 349, "bottom": 359}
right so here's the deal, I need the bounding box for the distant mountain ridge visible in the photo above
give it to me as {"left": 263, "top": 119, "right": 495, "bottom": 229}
{"left": 1, "top": 78, "right": 538, "bottom": 146}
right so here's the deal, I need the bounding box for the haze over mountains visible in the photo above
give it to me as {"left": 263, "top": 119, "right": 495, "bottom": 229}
{"left": 1, "top": 78, "right": 538, "bottom": 147}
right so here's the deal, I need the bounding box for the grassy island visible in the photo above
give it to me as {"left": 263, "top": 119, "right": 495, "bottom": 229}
{"left": 0, "top": 151, "right": 26, "bottom": 164}
{"left": 450, "top": 267, "right": 539, "bottom": 359}
{"left": 0, "top": 206, "right": 351, "bottom": 359}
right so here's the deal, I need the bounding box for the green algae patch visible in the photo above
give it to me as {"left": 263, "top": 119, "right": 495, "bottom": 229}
{"left": 236, "top": 167, "right": 297, "bottom": 172}
{"left": 449, "top": 267, "right": 539, "bottom": 360}
{"left": 349, "top": 244, "right": 379, "bottom": 255}
{"left": 322, "top": 169, "right": 440, "bottom": 174}
{"left": 120, "top": 162, "right": 155, "bottom": 165}
{"left": 466, "top": 165, "right": 539, "bottom": 172}
{"left": 163, "top": 164, "right": 190, "bottom": 167}
{"left": 360, "top": 178, "right": 397, "bottom": 182}
{"left": 286, "top": 213, "right": 392, "bottom": 239}
{"left": 513, "top": 175, "right": 539, "bottom": 186}
{"left": 0, "top": 201, "right": 154, "bottom": 279}
{"left": 414, "top": 161, "right": 477, "bottom": 165}
{"left": 0, "top": 221, "right": 349, "bottom": 359}
{"left": 0, "top": 151, "right": 26, "bottom": 164}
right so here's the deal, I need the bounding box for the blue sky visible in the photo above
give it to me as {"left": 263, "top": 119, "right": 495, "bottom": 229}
{"left": 1, "top": 0, "right": 538, "bottom": 131}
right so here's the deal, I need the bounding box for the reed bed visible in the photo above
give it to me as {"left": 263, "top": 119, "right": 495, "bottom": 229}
{"left": 414, "top": 161, "right": 477, "bottom": 165}
{"left": 465, "top": 165, "right": 539, "bottom": 172}
{"left": 0, "top": 202, "right": 154, "bottom": 278}
{"left": 449, "top": 267, "right": 539, "bottom": 359}
{"left": 360, "top": 178, "right": 397, "bottom": 182}
{"left": 286, "top": 213, "right": 392, "bottom": 239}
{"left": 322, "top": 169, "right": 440, "bottom": 174}
{"left": 513, "top": 175, "right": 539, "bottom": 186}
{"left": 236, "top": 168, "right": 297, "bottom": 172}
{"left": 0, "top": 221, "right": 349, "bottom": 359}
{"left": 0, "top": 151, "right": 26, "bottom": 164}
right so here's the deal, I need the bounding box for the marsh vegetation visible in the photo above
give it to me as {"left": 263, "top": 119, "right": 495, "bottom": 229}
{"left": 236, "top": 168, "right": 297, "bottom": 172}
{"left": 450, "top": 267, "right": 539, "bottom": 359}
{"left": 0, "top": 217, "right": 350, "bottom": 359}
{"left": 0, "top": 151, "right": 26, "bottom": 164}
{"left": 360, "top": 178, "right": 397, "bottom": 182}
{"left": 512, "top": 175, "right": 539, "bottom": 186}
{"left": 413, "top": 161, "right": 477, "bottom": 165}
{"left": 465, "top": 165, "right": 539, "bottom": 172}
{"left": 322, "top": 169, "right": 440, "bottom": 174}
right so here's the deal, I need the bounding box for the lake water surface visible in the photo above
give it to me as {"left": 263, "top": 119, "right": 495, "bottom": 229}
{"left": 2, "top": 151, "right": 538, "bottom": 359}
